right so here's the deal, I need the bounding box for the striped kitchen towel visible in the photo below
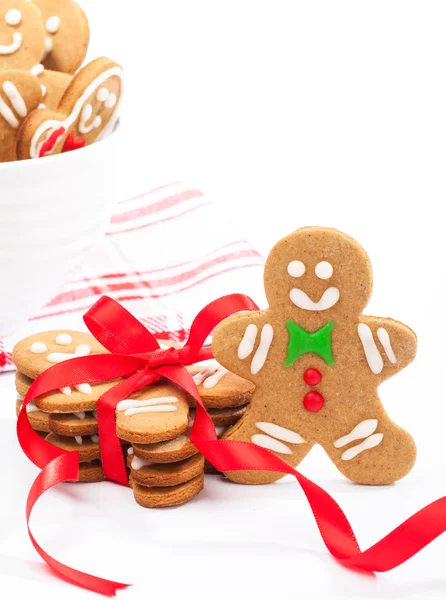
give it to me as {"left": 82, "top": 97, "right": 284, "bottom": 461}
{"left": 0, "top": 181, "right": 265, "bottom": 373}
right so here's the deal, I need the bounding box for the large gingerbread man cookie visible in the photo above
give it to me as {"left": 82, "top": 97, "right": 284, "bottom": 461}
{"left": 212, "top": 227, "right": 417, "bottom": 485}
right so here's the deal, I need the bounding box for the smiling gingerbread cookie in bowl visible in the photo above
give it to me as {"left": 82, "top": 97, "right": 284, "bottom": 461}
{"left": 212, "top": 227, "right": 417, "bottom": 486}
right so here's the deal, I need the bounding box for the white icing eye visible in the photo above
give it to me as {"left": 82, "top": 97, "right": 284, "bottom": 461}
{"left": 287, "top": 260, "right": 305, "bottom": 278}
{"left": 96, "top": 87, "right": 110, "bottom": 102}
{"left": 315, "top": 261, "right": 333, "bottom": 280}
{"left": 5, "top": 9, "right": 22, "bottom": 26}
{"left": 105, "top": 93, "right": 117, "bottom": 109}
{"left": 46, "top": 16, "right": 60, "bottom": 34}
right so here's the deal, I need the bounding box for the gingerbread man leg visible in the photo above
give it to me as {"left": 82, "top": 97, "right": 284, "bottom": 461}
{"left": 324, "top": 414, "right": 416, "bottom": 485}
{"left": 222, "top": 393, "right": 314, "bottom": 485}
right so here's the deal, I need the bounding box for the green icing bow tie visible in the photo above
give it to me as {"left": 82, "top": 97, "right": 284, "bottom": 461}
{"left": 284, "top": 320, "right": 335, "bottom": 367}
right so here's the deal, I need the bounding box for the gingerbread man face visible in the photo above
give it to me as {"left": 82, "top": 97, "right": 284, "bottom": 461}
{"left": 0, "top": 0, "right": 45, "bottom": 69}
{"left": 213, "top": 227, "right": 417, "bottom": 487}
{"left": 264, "top": 227, "right": 373, "bottom": 326}
{"left": 16, "top": 56, "right": 123, "bottom": 159}
{"left": 33, "top": 0, "right": 90, "bottom": 74}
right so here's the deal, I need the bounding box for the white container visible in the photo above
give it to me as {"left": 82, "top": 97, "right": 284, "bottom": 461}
{"left": 0, "top": 132, "right": 122, "bottom": 338}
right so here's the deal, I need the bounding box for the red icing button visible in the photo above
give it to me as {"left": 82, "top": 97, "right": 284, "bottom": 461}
{"left": 304, "top": 368, "right": 322, "bottom": 386}
{"left": 303, "top": 391, "right": 324, "bottom": 412}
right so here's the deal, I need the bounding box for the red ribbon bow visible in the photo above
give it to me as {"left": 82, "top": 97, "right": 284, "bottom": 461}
{"left": 17, "top": 295, "right": 446, "bottom": 597}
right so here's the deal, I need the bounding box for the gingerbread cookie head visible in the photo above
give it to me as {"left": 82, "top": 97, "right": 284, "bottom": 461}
{"left": 16, "top": 56, "right": 123, "bottom": 159}
{"left": 33, "top": 0, "right": 90, "bottom": 74}
{"left": 0, "top": 68, "right": 42, "bottom": 161}
{"left": 0, "top": 0, "right": 45, "bottom": 69}
{"left": 264, "top": 227, "right": 373, "bottom": 328}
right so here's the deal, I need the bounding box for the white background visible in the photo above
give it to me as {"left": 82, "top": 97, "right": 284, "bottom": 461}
{"left": 1, "top": 1, "right": 446, "bottom": 598}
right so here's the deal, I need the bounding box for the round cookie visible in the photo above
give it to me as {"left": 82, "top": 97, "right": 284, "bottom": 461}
{"left": 206, "top": 405, "right": 248, "bottom": 427}
{"left": 45, "top": 433, "right": 100, "bottom": 462}
{"left": 0, "top": 0, "right": 45, "bottom": 69}
{"left": 16, "top": 57, "right": 123, "bottom": 159}
{"left": 48, "top": 411, "right": 97, "bottom": 436}
{"left": 132, "top": 432, "right": 198, "bottom": 463}
{"left": 30, "top": 64, "right": 72, "bottom": 110}
{"left": 187, "top": 360, "right": 254, "bottom": 408}
{"left": 130, "top": 473, "right": 204, "bottom": 509}
{"left": 15, "top": 370, "right": 119, "bottom": 413}
{"left": 33, "top": 0, "right": 90, "bottom": 74}
{"left": 12, "top": 330, "right": 107, "bottom": 379}
{"left": 129, "top": 453, "right": 204, "bottom": 487}
{"left": 115, "top": 383, "right": 190, "bottom": 445}
{"left": 16, "top": 399, "right": 50, "bottom": 432}
{"left": 0, "top": 68, "right": 42, "bottom": 161}
{"left": 78, "top": 460, "right": 105, "bottom": 483}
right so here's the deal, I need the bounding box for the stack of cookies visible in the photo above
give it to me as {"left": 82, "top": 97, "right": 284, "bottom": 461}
{"left": 0, "top": 0, "right": 122, "bottom": 162}
{"left": 13, "top": 329, "right": 256, "bottom": 507}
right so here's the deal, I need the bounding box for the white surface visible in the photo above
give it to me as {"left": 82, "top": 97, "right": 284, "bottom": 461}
{"left": 2, "top": 0, "right": 446, "bottom": 598}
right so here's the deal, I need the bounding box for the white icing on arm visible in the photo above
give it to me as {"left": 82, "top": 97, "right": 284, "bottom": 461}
{"left": 3, "top": 81, "right": 27, "bottom": 117}
{"left": 357, "top": 324, "right": 383, "bottom": 374}
{"left": 237, "top": 324, "right": 258, "bottom": 359}
{"left": 377, "top": 328, "right": 397, "bottom": 364}
{"left": 251, "top": 434, "right": 292, "bottom": 455}
{"left": 341, "top": 433, "right": 384, "bottom": 461}
{"left": 251, "top": 324, "right": 273, "bottom": 374}
{"left": 333, "top": 419, "right": 378, "bottom": 448}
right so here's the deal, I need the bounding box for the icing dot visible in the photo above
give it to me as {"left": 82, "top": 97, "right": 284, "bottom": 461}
{"left": 30, "top": 342, "right": 47, "bottom": 353}
{"left": 105, "top": 93, "right": 117, "bottom": 109}
{"left": 55, "top": 333, "right": 72, "bottom": 345}
{"left": 303, "top": 368, "right": 322, "bottom": 386}
{"left": 5, "top": 9, "right": 22, "bottom": 26}
{"left": 96, "top": 87, "right": 109, "bottom": 102}
{"left": 303, "top": 391, "right": 324, "bottom": 412}
{"left": 287, "top": 260, "right": 305, "bottom": 278}
{"left": 315, "top": 261, "right": 333, "bottom": 280}
{"left": 46, "top": 16, "right": 60, "bottom": 34}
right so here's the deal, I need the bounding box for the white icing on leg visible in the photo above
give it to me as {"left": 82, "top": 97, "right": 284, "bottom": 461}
{"left": 377, "top": 327, "right": 397, "bottom": 364}
{"left": 192, "top": 360, "right": 219, "bottom": 386}
{"left": 333, "top": 419, "right": 378, "bottom": 448}
{"left": 2, "top": 81, "right": 27, "bottom": 117}
{"left": 357, "top": 324, "right": 383, "bottom": 374}
{"left": 203, "top": 366, "right": 228, "bottom": 389}
{"left": 251, "top": 324, "right": 274, "bottom": 374}
{"left": 251, "top": 434, "right": 292, "bottom": 455}
{"left": 238, "top": 324, "right": 258, "bottom": 359}
{"left": 116, "top": 397, "right": 178, "bottom": 416}
{"left": 341, "top": 433, "right": 384, "bottom": 461}
{"left": 256, "top": 422, "right": 305, "bottom": 444}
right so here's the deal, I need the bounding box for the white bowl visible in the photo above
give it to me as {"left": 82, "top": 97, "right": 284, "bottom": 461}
{"left": 0, "top": 132, "right": 122, "bottom": 338}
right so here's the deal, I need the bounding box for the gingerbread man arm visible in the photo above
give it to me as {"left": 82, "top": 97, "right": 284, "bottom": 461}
{"left": 357, "top": 316, "right": 417, "bottom": 381}
{"left": 212, "top": 310, "right": 272, "bottom": 382}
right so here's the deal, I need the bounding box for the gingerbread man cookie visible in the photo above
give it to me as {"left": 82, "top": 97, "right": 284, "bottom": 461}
{"left": 0, "top": 0, "right": 45, "bottom": 69}
{"left": 0, "top": 68, "right": 42, "bottom": 161}
{"left": 16, "top": 56, "right": 123, "bottom": 159}
{"left": 212, "top": 227, "right": 417, "bottom": 486}
{"left": 30, "top": 63, "right": 72, "bottom": 110}
{"left": 33, "top": 0, "right": 90, "bottom": 74}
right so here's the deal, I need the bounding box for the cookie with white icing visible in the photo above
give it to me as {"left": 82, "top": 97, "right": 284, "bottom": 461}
{"left": 212, "top": 227, "right": 418, "bottom": 486}
{"left": 33, "top": 0, "right": 90, "bottom": 74}
{"left": 16, "top": 57, "right": 123, "bottom": 159}
{"left": 48, "top": 411, "right": 97, "bottom": 437}
{"left": 12, "top": 330, "right": 107, "bottom": 379}
{"left": 130, "top": 473, "right": 204, "bottom": 509}
{"left": 45, "top": 432, "right": 100, "bottom": 462}
{"left": 115, "top": 383, "right": 190, "bottom": 445}
{"left": 187, "top": 359, "right": 255, "bottom": 408}
{"left": 0, "top": 0, "right": 45, "bottom": 69}
{"left": 128, "top": 453, "right": 204, "bottom": 487}
{"left": 30, "top": 63, "right": 72, "bottom": 110}
{"left": 0, "top": 68, "right": 42, "bottom": 161}
{"left": 16, "top": 398, "right": 50, "bottom": 432}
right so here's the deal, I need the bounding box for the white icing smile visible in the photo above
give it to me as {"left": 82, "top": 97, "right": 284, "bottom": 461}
{"left": 0, "top": 31, "right": 22, "bottom": 54}
{"left": 289, "top": 287, "right": 340, "bottom": 311}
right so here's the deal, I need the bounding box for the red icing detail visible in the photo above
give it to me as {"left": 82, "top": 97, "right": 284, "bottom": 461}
{"left": 304, "top": 368, "right": 322, "bottom": 386}
{"left": 62, "top": 131, "right": 86, "bottom": 153}
{"left": 303, "top": 391, "right": 324, "bottom": 412}
{"left": 38, "top": 126, "right": 66, "bottom": 157}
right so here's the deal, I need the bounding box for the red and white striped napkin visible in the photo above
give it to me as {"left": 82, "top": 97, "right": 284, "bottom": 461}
{"left": 0, "top": 181, "right": 265, "bottom": 373}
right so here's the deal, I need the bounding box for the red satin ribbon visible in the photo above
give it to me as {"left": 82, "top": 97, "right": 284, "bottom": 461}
{"left": 17, "top": 295, "right": 446, "bottom": 596}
